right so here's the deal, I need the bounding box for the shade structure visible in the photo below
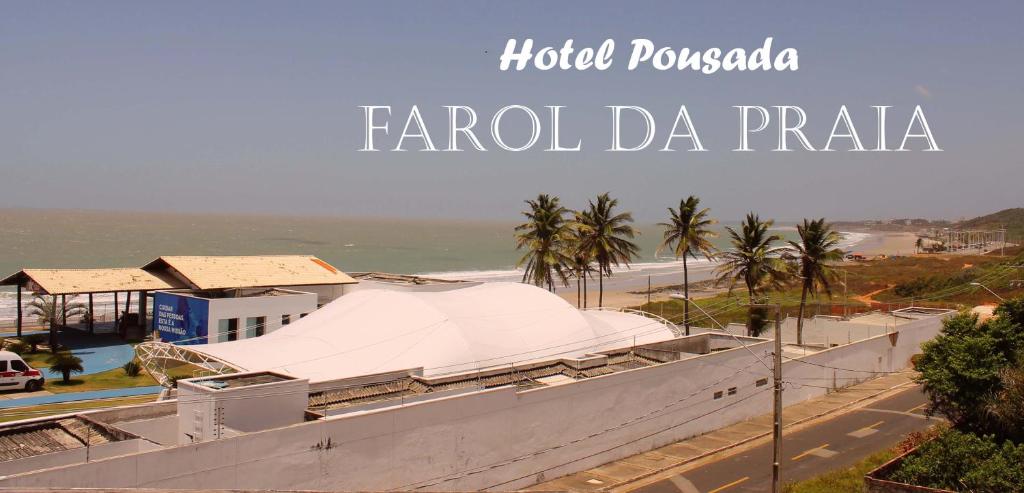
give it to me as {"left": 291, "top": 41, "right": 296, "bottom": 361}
{"left": 148, "top": 281, "right": 679, "bottom": 383}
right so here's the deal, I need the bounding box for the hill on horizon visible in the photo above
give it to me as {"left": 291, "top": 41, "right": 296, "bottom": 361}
{"left": 956, "top": 207, "right": 1024, "bottom": 241}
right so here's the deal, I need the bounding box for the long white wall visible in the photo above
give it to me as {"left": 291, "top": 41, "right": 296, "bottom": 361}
{"left": 0, "top": 315, "right": 946, "bottom": 491}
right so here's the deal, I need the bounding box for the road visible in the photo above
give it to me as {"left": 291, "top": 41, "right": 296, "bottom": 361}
{"left": 627, "top": 386, "right": 934, "bottom": 493}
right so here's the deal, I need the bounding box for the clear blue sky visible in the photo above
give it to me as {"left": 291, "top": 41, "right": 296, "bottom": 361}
{"left": 0, "top": 1, "right": 1020, "bottom": 222}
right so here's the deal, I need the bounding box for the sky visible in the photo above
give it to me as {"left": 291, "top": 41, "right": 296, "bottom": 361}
{"left": 0, "top": 1, "right": 1021, "bottom": 223}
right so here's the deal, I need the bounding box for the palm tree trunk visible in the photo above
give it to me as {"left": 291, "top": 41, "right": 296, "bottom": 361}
{"left": 797, "top": 282, "right": 809, "bottom": 346}
{"left": 746, "top": 285, "right": 755, "bottom": 337}
{"left": 598, "top": 271, "right": 604, "bottom": 308}
{"left": 49, "top": 295, "right": 60, "bottom": 353}
{"left": 576, "top": 273, "right": 581, "bottom": 308}
{"left": 683, "top": 257, "right": 690, "bottom": 336}
{"left": 583, "top": 274, "right": 588, "bottom": 309}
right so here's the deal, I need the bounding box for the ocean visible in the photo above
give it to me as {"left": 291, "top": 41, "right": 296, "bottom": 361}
{"left": 0, "top": 208, "right": 869, "bottom": 319}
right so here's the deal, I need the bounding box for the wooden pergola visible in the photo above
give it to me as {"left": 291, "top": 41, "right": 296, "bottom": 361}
{"left": 0, "top": 268, "right": 185, "bottom": 337}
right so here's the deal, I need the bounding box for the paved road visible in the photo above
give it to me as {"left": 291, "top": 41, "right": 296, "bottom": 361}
{"left": 629, "top": 386, "right": 934, "bottom": 493}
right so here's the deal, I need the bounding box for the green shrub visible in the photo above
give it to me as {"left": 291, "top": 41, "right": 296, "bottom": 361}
{"left": 915, "top": 299, "right": 1024, "bottom": 434}
{"left": 5, "top": 339, "right": 28, "bottom": 355}
{"left": 890, "top": 429, "right": 1024, "bottom": 492}
{"left": 22, "top": 334, "right": 46, "bottom": 353}
{"left": 46, "top": 351, "right": 84, "bottom": 384}
{"left": 122, "top": 360, "right": 142, "bottom": 377}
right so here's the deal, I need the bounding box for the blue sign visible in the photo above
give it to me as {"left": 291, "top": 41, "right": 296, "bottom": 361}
{"left": 154, "top": 292, "right": 209, "bottom": 345}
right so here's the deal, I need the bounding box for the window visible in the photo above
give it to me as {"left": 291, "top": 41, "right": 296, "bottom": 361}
{"left": 246, "top": 317, "right": 266, "bottom": 338}
{"left": 282, "top": 314, "right": 291, "bottom": 326}
{"left": 219, "top": 319, "right": 238, "bottom": 342}
{"left": 11, "top": 360, "right": 28, "bottom": 372}
{"left": 756, "top": 378, "right": 769, "bottom": 387}
{"left": 727, "top": 387, "right": 737, "bottom": 396}
{"left": 713, "top": 391, "right": 723, "bottom": 400}
{"left": 0, "top": 361, "right": 7, "bottom": 372}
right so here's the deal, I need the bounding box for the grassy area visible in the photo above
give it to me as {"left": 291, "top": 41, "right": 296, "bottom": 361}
{"left": 633, "top": 247, "right": 1024, "bottom": 328}
{"left": 20, "top": 351, "right": 51, "bottom": 368}
{"left": 0, "top": 394, "right": 158, "bottom": 424}
{"left": 782, "top": 448, "right": 896, "bottom": 493}
{"left": 44, "top": 367, "right": 158, "bottom": 393}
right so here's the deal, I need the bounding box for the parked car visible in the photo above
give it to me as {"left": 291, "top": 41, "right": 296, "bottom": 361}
{"left": 0, "top": 350, "right": 45, "bottom": 392}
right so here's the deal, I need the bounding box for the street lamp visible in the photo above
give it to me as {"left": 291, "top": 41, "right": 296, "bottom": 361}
{"left": 970, "top": 282, "right": 1006, "bottom": 302}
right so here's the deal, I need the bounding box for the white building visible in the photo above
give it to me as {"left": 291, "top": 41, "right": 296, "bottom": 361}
{"left": 0, "top": 281, "right": 954, "bottom": 492}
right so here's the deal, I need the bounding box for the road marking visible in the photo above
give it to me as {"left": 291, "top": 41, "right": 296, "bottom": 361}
{"left": 861, "top": 407, "right": 936, "bottom": 420}
{"left": 848, "top": 421, "right": 884, "bottom": 438}
{"left": 906, "top": 403, "right": 927, "bottom": 413}
{"left": 792, "top": 443, "right": 830, "bottom": 461}
{"left": 668, "top": 475, "right": 700, "bottom": 493}
{"left": 706, "top": 476, "right": 749, "bottom": 493}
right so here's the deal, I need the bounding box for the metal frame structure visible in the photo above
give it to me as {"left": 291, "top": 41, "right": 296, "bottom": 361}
{"left": 135, "top": 341, "right": 242, "bottom": 387}
{"left": 583, "top": 307, "right": 685, "bottom": 338}
{"left": 940, "top": 229, "right": 1007, "bottom": 254}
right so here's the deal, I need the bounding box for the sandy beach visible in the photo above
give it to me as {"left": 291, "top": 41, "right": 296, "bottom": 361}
{"left": 556, "top": 231, "right": 923, "bottom": 309}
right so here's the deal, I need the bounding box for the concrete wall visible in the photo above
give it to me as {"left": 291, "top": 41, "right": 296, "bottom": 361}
{"left": 0, "top": 315, "right": 946, "bottom": 491}
{"left": 0, "top": 439, "right": 153, "bottom": 476}
{"left": 114, "top": 415, "right": 179, "bottom": 446}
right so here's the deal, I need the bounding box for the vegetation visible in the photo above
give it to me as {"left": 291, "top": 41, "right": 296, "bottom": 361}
{"left": 4, "top": 339, "right": 28, "bottom": 355}
{"left": 915, "top": 301, "right": 1024, "bottom": 434}
{"left": 886, "top": 297, "right": 1024, "bottom": 491}
{"left": 575, "top": 193, "right": 639, "bottom": 307}
{"left": 955, "top": 207, "right": 1024, "bottom": 240}
{"left": 713, "top": 213, "right": 789, "bottom": 335}
{"left": 515, "top": 194, "right": 574, "bottom": 291}
{"left": 657, "top": 195, "right": 717, "bottom": 334}
{"left": 782, "top": 448, "right": 895, "bottom": 493}
{"left": 122, "top": 359, "right": 142, "bottom": 377}
{"left": 46, "top": 366, "right": 157, "bottom": 393}
{"left": 22, "top": 333, "right": 47, "bottom": 353}
{"left": 26, "top": 294, "right": 86, "bottom": 353}
{"left": 46, "top": 350, "right": 84, "bottom": 384}
{"left": 889, "top": 429, "right": 1024, "bottom": 492}
{"left": 787, "top": 218, "right": 844, "bottom": 345}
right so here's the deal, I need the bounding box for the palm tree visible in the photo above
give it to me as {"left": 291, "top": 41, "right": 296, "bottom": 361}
{"left": 714, "top": 213, "right": 789, "bottom": 336}
{"left": 787, "top": 218, "right": 845, "bottom": 345}
{"left": 27, "top": 295, "right": 86, "bottom": 354}
{"left": 575, "top": 193, "right": 639, "bottom": 307}
{"left": 47, "top": 350, "right": 84, "bottom": 384}
{"left": 567, "top": 218, "right": 597, "bottom": 308}
{"left": 515, "top": 194, "right": 573, "bottom": 291}
{"left": 656, "top": 196, "right": 717, "bottom": 335}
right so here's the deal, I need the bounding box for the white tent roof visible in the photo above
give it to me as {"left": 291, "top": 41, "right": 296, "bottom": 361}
{"left": 186, "top": 282, "right": 677, "bottom": 382}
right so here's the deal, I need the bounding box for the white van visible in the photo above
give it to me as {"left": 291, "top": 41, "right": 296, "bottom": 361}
{"left": 0, "top": 350, "right": 45, "bottom": 392}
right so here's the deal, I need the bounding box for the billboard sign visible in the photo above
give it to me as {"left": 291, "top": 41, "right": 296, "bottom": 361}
{"left": 155, "top": 292, "right": 210, "bottom": 345}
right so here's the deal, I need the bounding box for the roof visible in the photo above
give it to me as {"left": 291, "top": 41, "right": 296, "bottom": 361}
{"left": 142, "top": 255, "right": 357, "bottom": 290}
{"left": 146, "top": 282, "right": 677, "bottom": 383}
{"left": 0, "top": 417, "right": 117, "bottom": 461}
{"left": 0, "top": 268, "right": 183, "bottom": 295}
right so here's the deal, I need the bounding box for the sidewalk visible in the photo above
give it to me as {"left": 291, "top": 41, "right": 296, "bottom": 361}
{"left": 528, "top": 371, "right": 918, "bottom": 493}
{"left": 0, "top": 385, "right": 162, "bottom": 409}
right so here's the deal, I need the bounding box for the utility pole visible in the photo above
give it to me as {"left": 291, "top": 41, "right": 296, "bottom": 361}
{"left": 750, "top": 302, "right": 784, "bottom": 493}
{"left": 771, "top": 303, "right": 783, "bottom": 493}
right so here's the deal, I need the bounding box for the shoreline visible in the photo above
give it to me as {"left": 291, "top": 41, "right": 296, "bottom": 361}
{"left": 0, "top": 231, "right": 914, "bottom": 318}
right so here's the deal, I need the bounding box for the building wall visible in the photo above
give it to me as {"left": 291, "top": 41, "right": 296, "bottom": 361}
{"left": 176, "top": 376, "right": 309, "bottom": 445}
{"left": 0, "top": 315, "right": 947, "bottom": 491}
{"left": 205, "top": 291, "right": 317, "bottom": 343}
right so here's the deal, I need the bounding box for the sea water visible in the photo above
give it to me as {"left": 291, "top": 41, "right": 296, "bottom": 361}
{"left": 0, "top": 209, "right": 868, "bottom": 320}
